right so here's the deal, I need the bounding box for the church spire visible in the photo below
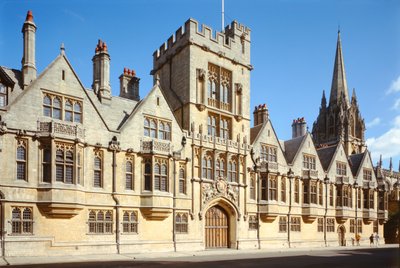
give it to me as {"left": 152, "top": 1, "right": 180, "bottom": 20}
{"left": 321, "top": 90, "right": 327, "bottom": 108}
{"left": 329, "top": 30, "right": 349, "bottom": 108}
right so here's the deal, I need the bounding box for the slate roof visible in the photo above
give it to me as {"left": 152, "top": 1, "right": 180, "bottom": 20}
{"left": 85, "top": 90, "right": 138, "bottom": 131}
{"left": 0, "top": 67, "right": 23, "bottom": 104}
{"left": 348, "top": 152, "right": 364, "bottom": 176}
{"left": 250, "top": 124, "right": 263, "bottom": 144}
{"left": 316, "top": 144, "right": 338, "bottom": 171}
{"left": 284, "top": 135, "right": 306, "bottom": 164}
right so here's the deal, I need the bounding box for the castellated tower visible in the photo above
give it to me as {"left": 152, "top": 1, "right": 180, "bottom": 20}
{"left": 21, "top": 10, "right": 37, "bottom": 88}
{"left": 151, "top": 19, "right": 252, "bottom": 142}
{"left": 92, "top": 39, "right": 111, "bottom": 103}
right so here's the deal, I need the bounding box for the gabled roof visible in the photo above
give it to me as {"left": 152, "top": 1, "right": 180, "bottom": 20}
{"left": 0, "top": 66, "right": 18, "bottom": 86}
{"left": 250, "top": 124, "right": 263, "bottom": 144}
{"left": 317, "top": 144, "right": 338, "bottom": 171}
{"left": 348, "top": 152, "right": 365, "bottom": 176}
{"left": 284, "top": 135, "right": 306, "bottom": 164}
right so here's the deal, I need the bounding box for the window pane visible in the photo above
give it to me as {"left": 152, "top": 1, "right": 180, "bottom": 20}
{"left": 74, "top": 113, "right": 82, "bottom": 123}
{"left": 17, "top": 146, "right": 26, "bottom": 160}
{"left": 74, "top": 103, "right": 81, "bottom": 112}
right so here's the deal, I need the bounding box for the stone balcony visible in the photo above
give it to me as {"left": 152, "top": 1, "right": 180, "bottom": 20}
{"left": 37, "top": 120, "right": 85, "bottom": 141}
{"left": 362, "top": 209, "right": 377, "bottom": 223}
{"left": 207, "top": 98, "right": 231, "bottom": 112}
{"left": 302, "top": 169, "right": 318, "bottom": 179}
{"left": 378, "top": 210, "right": 388, "bottom": 223}
{"left": 258, "top": 203, "right": 282, "bottom": 222}
{"left": 140, "top": 192, "right": 173, "bottom": 220}
{"left": 141, "top": 140, "right": 171, "bottom": 155}
{"left": 37, "top": 186, "right": 84, "bottom": 218}
{"left": 302, "top": 204, "right": 324, "bottom": 222}
{"left": 335, "top": 206, "right": 354, "bottom": 223}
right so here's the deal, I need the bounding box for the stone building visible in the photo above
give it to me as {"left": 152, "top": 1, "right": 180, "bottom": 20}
{"left": 0, "top": 11, "right": 397, "bottom": 257}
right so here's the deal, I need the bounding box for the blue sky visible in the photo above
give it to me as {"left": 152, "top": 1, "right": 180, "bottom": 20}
{"left": 1, "top": 0, "right": 400, "bottom": 169}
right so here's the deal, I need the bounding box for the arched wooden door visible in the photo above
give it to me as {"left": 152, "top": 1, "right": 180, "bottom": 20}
{"left": 205, "top": 205, "right": 229, "bottom": 248}
{"left": 338, "top": 225, "right": 346, "bottom": 246}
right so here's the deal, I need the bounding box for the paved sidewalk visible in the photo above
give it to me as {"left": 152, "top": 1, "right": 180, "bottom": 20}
{"left": 0, "top": 244, "right": 397, "bottom": 266}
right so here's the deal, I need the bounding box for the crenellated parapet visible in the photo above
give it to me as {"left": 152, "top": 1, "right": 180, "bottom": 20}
{"left": 152, "top": 18, "right": 252, "bottom": 72}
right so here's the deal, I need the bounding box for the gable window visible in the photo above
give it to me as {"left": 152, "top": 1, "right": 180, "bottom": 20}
{"left": 16, "top": 140, "right": 27, "bottom": 181}
{"left": 0, "top": 83, "right": 7, "bottom": 107}
{"left": 122, "top": 211, "right": 138, "bottom": 234}
{"left": 88, "top": 210, "right": 113, "bottom": 234}
{"left": 363, "top": 169, "right": 372, "bottom": 181}
{"left": 175, "top": 213, "right": 188, "bottom": 233}
{"left": 11, "top": 207, "right": 33, "bottom": 235}
{"left": 261, "top": 145, "right": 277, "bottom": 163}
{"left": 303, "top": 155, "right": 316, "bottom": 170}
{"left": 93, "top": 151, "right": 103, "bottom": 188}
{"left": 143, "top": 117, "right": 171, "bottom": 140}
{"left": 179, "top": 165, "right": 186, "bottom": 194}
{"left": 125, "top": 158, "right": 134, "bottom": 190}
{"left": 42, "top": 93, "right": 83, "bottom": 123}
{"left": 336, "top": 162, "right": 347, "bottom": 176}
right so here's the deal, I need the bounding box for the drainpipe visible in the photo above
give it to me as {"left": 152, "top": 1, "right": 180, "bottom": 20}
{"left": 354, "top": 181, "right": 358, "bottom": 244}
{"left": 109, "top": 136, "right": 121, "bottom": 254}
{"left": 172, "top": 136, "right": 187, "bottom": 252}
{"left": 1, "top": 200, "right": 5, "bottom": 258}
{"left": 250, "top": 149, "right": 261, "bottom": 249}
{"left": 324, "top": 176, "right": 329, "bottom": 247}
{"left": 287, "top": 169, "right": 294, "bottom": 248}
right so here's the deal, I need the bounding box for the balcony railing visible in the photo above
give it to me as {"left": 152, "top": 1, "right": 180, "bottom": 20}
{"left": 37, "top": 120, "right": 85, "bottom": 140}
{"left": 141, "top": 140, "right": 170, "bottom": 154}
{"left": 207, "top": 98, "right": 231, "bottom": 112}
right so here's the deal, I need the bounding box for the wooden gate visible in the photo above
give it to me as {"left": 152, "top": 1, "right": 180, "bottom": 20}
{"left": 205, "top": 206, "right": 229, "bottom": 248}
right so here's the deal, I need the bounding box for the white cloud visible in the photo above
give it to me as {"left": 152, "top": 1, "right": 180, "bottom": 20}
{"left": 367, "top": 116, "right": 400, "bottom": 162}
{"left": 63, "top": 9, "right": 85, "bottom": 22}
{"left": 387, "top": 75, "right": 400, "bottom": 94}
{"left": 366, "top": 117, "right": 381, "bottom": 128}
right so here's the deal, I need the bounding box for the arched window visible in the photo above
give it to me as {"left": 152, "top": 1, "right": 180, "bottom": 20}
{"left": 228, "top": 160, "right": 237, "bottom": 182}
{"left": 74, "top": 102, "right": 82, "bottom": 123}
{"left": 93, "top": 155, "right": 102, "bottom": 188}
{"left": 179, "top": 167, "right": 186, "bottom": 194}
{"left": 43, "top": 95, "right": 52, "bottom": 117}
{"left": 216, "top": 158, "right": 225, "bottom": 178}
{"left": 144, "top": 161, "right": 152, "bottom": 191}
{"left": 154, "top": 163, "right": 161, "bottom": 191}
{"left": 202, "top": 156, "right": 213, "bottom": 180}
{"left": 125, "top": 161, "right": 134, "bottom": 190}
{"left": 158, "top": 122, "right": 165, "bottom": 140}
{"left": 150, "top": 120, "right": 157, "bottom": 138}
{"left": 11, "top": 207, "right": 33, "bottom": 235}
{"left": 175, "top": 213, "right": 188, "bottom": 233}
{"left": 53, "top": 97, "right": 62, "bottom": 119}
{"left": 268, "top": 175, "right": 277, "bottom": 201}
{"left": 16, "top": 142, "right": 27, "bottom": 181}
{"left": 144, "top": 118, "right": 150, "bottom": 136}
{"left": 11, "top": 208, "right": 21, "bottom": 234}
{"left": 122, "top": 211, "right": 138, "bottom": 233}
{"left": 88, "top": 210, "right": 96, "bottom": 233}
{"left": 165, "top": 123, "right": 171, "bottom": 140}
{"left": 318, "top": 182, "right": 323, "bottom": 205}
{"left": 160, "top": 164, "right": 168, "bottom": 192}
{"left": 294, "top": 179, "right": 299, "bottom": 203}
{"left": 22, "top": 208, "right": 33, "bottom": 233}
{"left": 65, "top": 100, "right": 73, "bottom": 121}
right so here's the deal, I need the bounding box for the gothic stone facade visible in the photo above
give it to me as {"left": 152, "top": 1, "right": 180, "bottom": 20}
{"left": 0, "top": 11, "right": 397, "bottom": 257}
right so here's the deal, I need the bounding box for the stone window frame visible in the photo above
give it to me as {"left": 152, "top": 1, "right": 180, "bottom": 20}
{"left": 143, "top": 158, "right": 152, "bottom": 191}
{"left": 207, "top": 113, "right": 232, "bottom": 140}
{"left": 302, "top": 154, "right": 316, "bottom": 170}
{"left": 0, "top": 82, "right": 8, "bottom": 107}
{"left": 336, "top": 161, "right": 347, "bottom": 176}
{"left": 260, "top": 144, "right": 277, "bottom": 163}
{"left": 249, "top": 175, "right": 256, "bottom": 200}
{"left": 248, "top": 215, "right": 258, "bottom": 230}
{"left": 215, "top": 155, "right": 225, "bottom": 178}
{"left": 329, "top": 184, "right": 334, "bottom": 206}
{"left": 175, "top": 212, "right": 188, "bottom": 234}
{"left": 357, "top": 219, "right": 363, "bottom": 233}
{"left": 16, "top": 139, "right": 28, "bottom": 181}
{"left": 318, "top": 182, "right": 323, "bottom": 205}
{"left": 10, "top": 207, "right": 33, "bottom": 235}
{"left": 88, "top": 210, "right": 113, "bottom": 234}
{"left": 290, "top": 217, "right": 301, "bottom": 232}
{"left": 326, "top": 218, "right": 335, "bottom": 232}
{"left": 268, "top": 174, "right": 278, "bottom": 201}
{"left": 281, "top": 176, "right": 286, "bottom": 202}
{"left": 55, "top": 142, "right": 74, "bottom": 184}
{"left": 178, "top": 163, "right": 186, "bottom": 194}
{"left": 154, "top": 158, "right": 168, "bottom": 192}
{"left": 294, "top": 178, "right": 300, "bottom": 203}
{"left": 202, "top": 154, "right": 213, "bottom": 180}
{"left": 227, "top": 157, "right": 238, "bottom": 183}
{"left": 125, "top": 156, "right": 134, "bottom": 190}
{"left": 42, "top": 92, "right": 83, "bottom": 123}
{"left": 143, "top": 116, "right": 171, "bottom": 141}
{"left": 363, "top": 168, "right": 372, "bottom": 181}
{"left": 122, "top": 211, "right": 138, "bottom": 234}
{"left": 317, "top": 218, "right": 324, "bottom": 232}
{"left": 93, "top": 150, "right": 103, "bottom": 188}
{"left": 279, "top": 216, "right": 287, "bottom": 233}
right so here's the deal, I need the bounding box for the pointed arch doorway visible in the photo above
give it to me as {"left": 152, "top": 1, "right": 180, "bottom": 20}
{"left": 338, "top": 225, "right": 346, "bottom": 246}
{"left": 205, "top": 205, "right": 229, "bottom": 248}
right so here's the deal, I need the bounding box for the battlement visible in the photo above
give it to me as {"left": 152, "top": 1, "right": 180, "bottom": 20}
{"left": 153, "top": 18, "right": 251, "bottom": 64}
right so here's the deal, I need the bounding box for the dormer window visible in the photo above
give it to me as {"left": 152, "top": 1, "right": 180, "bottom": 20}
{"left": 0, "top": 83, "right": 7, "bottom": 107}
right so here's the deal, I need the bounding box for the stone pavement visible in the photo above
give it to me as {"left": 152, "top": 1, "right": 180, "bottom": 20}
{"left": 0, "top": 244, "right": 397, "bottom": 266}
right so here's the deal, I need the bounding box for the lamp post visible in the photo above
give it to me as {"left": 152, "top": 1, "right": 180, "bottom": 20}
{"left": 287, "top": 168, "right": 294, "bottom": 248}
{"left": 250, "top": 148, "right": 261, "bottom": 249}
{"left": 324, "top": 175, "right": 329, "bottom": 247}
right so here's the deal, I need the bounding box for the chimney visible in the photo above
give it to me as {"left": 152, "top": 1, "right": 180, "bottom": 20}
{"left": 119, "top": 67, "right": 140, "bottom": 101}
{"left": 292, "top": 117, "right": 307, "bottom": 138}
{"left": 92, "top": 39, "right": 111, "bottom": 103}
{"left": 253, "top": 104, "right": 269, "bottom": 127}
{"left": 21, "top": 10, "right": 37, "bottom": 88}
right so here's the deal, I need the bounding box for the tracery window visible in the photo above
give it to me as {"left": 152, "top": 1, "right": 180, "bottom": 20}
{"left": 88, "top": 210, "right": 113, "bottom": 234}
{"left": 42, "top": 93, "right": 82, "bottom": 123}
{"left": 207, "top": 113, "right": 231, "bottom": 139}
{"left": 11, "top": 207, "right": 33, "bottom": 235}
{"left": 16, "top": 140, "right": 27, "bottom": 181}
{"left": 261, "top": 145, "right": 277, "bottom": 163}
{"left": 220, "top": 118, "right": 229, "bottom": 139}
{"left": 207, "top": 114, "right": 217, "bottom": 136}
{"left": 122, "top": 211, "right": 138, "bottom": 234}
{"left": 55, "top": 143, "right": 74, "bottom": 184}
{"left": 125, "top": 157, "right": 134, "bottom": 190}
{"left": 93, "top": 150, "right": 103, "bottom": 188}
{"left": 216, "top": 157, "right": 225, "bottom": 178}
{"left": 154, "top": 158, "right": 168, "bottom": 192}
{"left": 202, "top": 155, "right": 213, "bottom": 180}
{"left": 179, "top": 165, "right": 186, "bottom": 194}
{"left": 143, "top": 117, "right": 171, "bottom": 140}
{"left": 175, "top": 213, "right": 188, "bottom": 233}
{"left": 227, "top": 159, "right": 237, "bottom": 182}
{"left": 303, "top": 155, "right": 316, "bottom": 170}
{"left": 268, "top": 175, "right": 277, "bottom": 201}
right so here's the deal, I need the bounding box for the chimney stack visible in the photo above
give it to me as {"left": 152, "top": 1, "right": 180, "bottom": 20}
{"left": 92, "top": 39, "right": 111, "bottom": 103}
{"left": 253, "top": 104, "right": 269, "bottom": 127}
{"left": 119, "top": 67, "right": 140, "bottom": 101}
{"left": 292, "top": 117, "right": 307, "bottom": 138}
{"left": 21, "top": 10, "right": 37, "bottom": 88}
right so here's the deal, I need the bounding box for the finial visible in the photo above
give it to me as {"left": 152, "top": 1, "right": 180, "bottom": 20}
{"left": 60, "top": 43, "right": 65, "bottom": 55}
{"left": 389, "top": 157, "right": 393, "bottom": 171}
{"left": 338, "top": 24, "right": 340, "bottom": 34}
{"left": 379, "top": 154, "right": 382, "bottom": 168}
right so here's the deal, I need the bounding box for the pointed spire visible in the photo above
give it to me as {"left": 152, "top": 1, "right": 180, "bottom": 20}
{"left": 329, "top": 30, "right": 350, "bottom": 108}
{"left": 389, "top": 157, "right": 393, "bottom": 171}
{"left": 351, "top": 88, "right": 357, "bottom": 104}
{"left": 379, "top": 154, "right": 382, "bottom": 168}
{"left": 321, "top": 90, "right": 327, "bottom": 108}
